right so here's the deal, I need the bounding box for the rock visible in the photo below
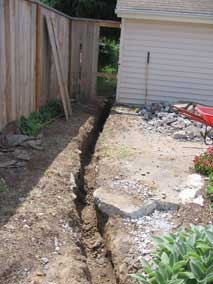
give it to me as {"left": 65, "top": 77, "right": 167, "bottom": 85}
{"left": 185, "top": 125, "right": 202, "bottom": 138}
{"left": 138, "top": 102, "right": 203, "bottom": 142}
{"left": 40, "top": 257, "right": 49, "bottom": 265}
{"left": 13, "top": 149, "right": 30, "bottom": 161}
{"left": 178, "top": 174, "right": 204, "bottom": 204}
{"left": 161, "top": 192, "right": 167, "bottom": 199}
{"left": 171, "top": 119, "right": 186, "bottom": 129}
{"left": 1, "top": 121, "right": 20, "bottom": 135}
{"left": 94, "top": 187, "right": 157, "bottom": 218}
{"left": 186, "top": 174, "right": 204, "bottom": 189}
{"left": 0, "top": 160, "right": 17, "bottom": 168}
{"left": 173, "top": 130, "right": 188, "bottom": 140}
{"left": 0, "top": 134, "right": 43, "bottom": 150}
{"left": 193, "top": 195, "right": 204, "bottom": 206}
{"left": 0, "top": 134, "right": 32, "bottom": 147}
{"left": 161, "top": 113, "right": 177, "bottom": 125}
{"left": 25, "top": 139, "right": 43, "bottom": 150}
{"left": 92, "top": 238, "right": 103, "bottom": 250}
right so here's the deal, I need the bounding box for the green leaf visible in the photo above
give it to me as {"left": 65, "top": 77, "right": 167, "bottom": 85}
{"left": 168, "top": 280, "right": 184, "bottom": 284}
{"left": 206, "top": 273, "right": 213, "bottom": 283}
{"left": 178, "top": 272, "right": 195, "bottom": 280}
{"left": 196, "top": 243, "right": 211, "bottom": 251}
{"left": 140, "top": 258, "right": 153, "bottom": 275}
{"left": 170, "top": 252, "right": 178, "bottom": 268}
{"left": 189, "top": 259, "right": 206, "bottom": 280}
{"left": 188, "top": 234, "right": 196, "bottom": 247}
{"left": 155, "top": 270, "right": 165, "bottom": 284}
{"left": 173, "top": 261, "right": 187, "bottom": 273}
{"left": 206, "top": 231, "right": 213, "bottom": 245}
{"left": 161, "top": 252, "right": 170, "bottom": 265}
{"left": 129, "top": 274, "right": 149, "bottom": 284}
{"left": 206, "top": 265, "right": 213, "bottom": 275}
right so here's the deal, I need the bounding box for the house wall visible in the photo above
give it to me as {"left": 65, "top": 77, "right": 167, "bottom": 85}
{"left": 117, "top": 19, "right": 213, "bottom": 105}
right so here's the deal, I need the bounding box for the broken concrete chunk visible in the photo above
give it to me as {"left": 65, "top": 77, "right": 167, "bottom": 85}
{"left": 178, "top": 174, "right": 204, "bottom": 204}
{"left": 94, "top": 187, "right": 157, "bottom": 218}
{"left": 94, "top": 187, "right": 178, "bottom": 218}
{"left": 138, "top": 103, "right": 203, "bottom": 141}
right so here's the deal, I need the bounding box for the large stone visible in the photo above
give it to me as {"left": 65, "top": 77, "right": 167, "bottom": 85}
{"left": 178, "top": 174, "right": 204, "bottom": 204}
{"left": 94, "top": 187, "right": 157, "bottom": 218}
{"left": 94, "top": 187, "right": 178, "bottom": 218}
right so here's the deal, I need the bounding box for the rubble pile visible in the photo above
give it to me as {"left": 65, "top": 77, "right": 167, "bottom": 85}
{"left": 138, "top": 103, "right": 204, "bottom": 141}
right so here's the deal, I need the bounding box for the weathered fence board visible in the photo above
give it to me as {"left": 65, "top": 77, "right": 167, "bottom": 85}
{"left": 0, "top": 0, "right": 120, "bottom": 130}
{"left": 0, "top": 0, "right": 7, "bottom": 129}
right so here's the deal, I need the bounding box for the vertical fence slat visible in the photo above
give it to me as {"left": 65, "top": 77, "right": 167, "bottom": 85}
{"left": 0, "top": 0, "right": 119, "bottom": 130}
{"left": 0, "top": 0, "right": 7, "bottom": 129}
{"left": 70, "top": 20, "right": 82, "bottom": 99}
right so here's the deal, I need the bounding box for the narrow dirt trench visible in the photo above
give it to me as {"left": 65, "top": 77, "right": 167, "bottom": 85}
{"left": 74, "top": 101, "right": 118, "bottom": 284}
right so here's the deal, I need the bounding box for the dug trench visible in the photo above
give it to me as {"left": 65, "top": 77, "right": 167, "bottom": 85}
{"left": 0, "top": 102, "right": 119, "bottom": 284}
{"left": 73, "top": 100, "right": 118, "bottom": 284}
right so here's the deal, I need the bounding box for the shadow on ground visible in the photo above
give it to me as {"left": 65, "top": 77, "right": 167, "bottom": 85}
{"left": 0, "top": 105, "right": 91, "bottom": 227}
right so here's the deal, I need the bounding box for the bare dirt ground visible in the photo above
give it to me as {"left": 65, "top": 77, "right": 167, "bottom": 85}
{"left": 0, "top": 104, "right": 116, "bottom": 284}
{"left": 0, "top": 103, "right": 212, "bottom": 284}
{"left": 87, "top": 106, "right": 212, "bottom": 283}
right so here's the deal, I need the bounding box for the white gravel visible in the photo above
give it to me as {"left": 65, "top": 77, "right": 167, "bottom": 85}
{"left": 123, "top": 210, "right": 176, "bottom": 259}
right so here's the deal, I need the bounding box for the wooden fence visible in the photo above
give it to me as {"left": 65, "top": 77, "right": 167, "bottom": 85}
{"left": 0, "top": 0, "right": 120, "bottom": 130}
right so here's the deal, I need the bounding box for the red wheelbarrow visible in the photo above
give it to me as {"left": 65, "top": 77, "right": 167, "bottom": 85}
{"left": 172, "top": 102, "right": 213, "bottom": 144}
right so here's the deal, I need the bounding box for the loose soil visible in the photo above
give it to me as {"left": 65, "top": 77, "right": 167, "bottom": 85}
{"left": 0, "top": 103, "right": 116, "bottom": 284}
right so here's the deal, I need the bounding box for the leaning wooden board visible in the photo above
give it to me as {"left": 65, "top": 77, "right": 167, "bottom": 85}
{"left": 46, "top": 15, "right": 72, "bottom": 120}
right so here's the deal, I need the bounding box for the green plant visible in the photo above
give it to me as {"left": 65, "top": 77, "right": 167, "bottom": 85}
{"left": 99, "top": 38, "right": 119, "bottom": 72}
{"left": 0, "top": 178, "right": 8, "bottom": 193}
{"left": 194, "top": 147, "right": 213, "bottom": 176}
{"left": 19, "top": 100, "right": 63, "bottom": 137}
{"left": 131, "top": 225, "right": 213, "bottom": 284}
{"left": 207, "top": 174, "right": 213, "bottom": 201}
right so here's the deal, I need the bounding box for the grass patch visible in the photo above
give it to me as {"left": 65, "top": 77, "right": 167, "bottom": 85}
{"left": 19, "top": 100, "right": 63, "bottom": 137}
{"left": 104, "top": 144, "right": 138, "bottom": 160}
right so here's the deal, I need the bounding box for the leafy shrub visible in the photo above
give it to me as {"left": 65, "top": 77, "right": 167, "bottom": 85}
{"left": 99, "top": 38, "right": 119, "bottom": 72}
{"left": 19, "top": 100, "right": 63, "bottom": 137}
{"left": 194, "top": 147, "right": 213, "bottom": 176}
{"left": 131, "top": 225, "right": 213, "bottom": 284}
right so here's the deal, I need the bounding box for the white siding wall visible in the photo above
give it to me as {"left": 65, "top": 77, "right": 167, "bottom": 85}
{"left": 117, "top": 19, "right": 213, "bottom": 105}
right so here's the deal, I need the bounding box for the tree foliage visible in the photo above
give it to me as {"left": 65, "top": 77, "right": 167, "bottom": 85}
{"left": 40, "top": 0, "right": 117, "bottom": 20}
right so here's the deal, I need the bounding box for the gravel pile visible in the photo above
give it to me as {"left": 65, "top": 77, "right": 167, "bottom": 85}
{"left": 137, "top": 103, "right": 204, "bottom": 141}
{"left": 123, "top": 210, "right": 176, "bottom": 260}
{"left": 111, "top": 179, "right": 153, "bottom": 201}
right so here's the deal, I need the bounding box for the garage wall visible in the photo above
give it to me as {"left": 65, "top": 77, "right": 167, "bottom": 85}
{"left": 117, "top": 19, "right": 213, "bottom": 105}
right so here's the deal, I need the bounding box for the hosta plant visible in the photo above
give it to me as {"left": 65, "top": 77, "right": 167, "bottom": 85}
{"left": 194, "top": 147, "right": 213, "bottom": 176}
{"left": 131, "top": 225, "right": 213, "bottom": 284}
